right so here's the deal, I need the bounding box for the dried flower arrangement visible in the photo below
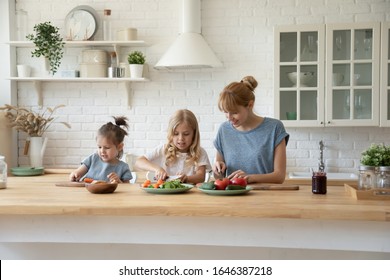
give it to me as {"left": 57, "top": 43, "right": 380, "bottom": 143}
{"left": 0, "top": 104, "right": 71, "bottom": 137}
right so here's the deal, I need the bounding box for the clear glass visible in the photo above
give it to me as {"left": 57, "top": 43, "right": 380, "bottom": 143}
{"left": 332, "top": 90, "right": 350, "bottom": 119}
{"left": 354, "top": 29, "right": 373, "bottom": 60}
{"left": 333, "top": 30, "right": 351, "bottom": 60}
{"left": 301, "top": 32, "right": 318, "bottom": 61}
{"left": 0, "top": 155, "right": 7, "bottom": 189}
{"left": 358, "top": 166, "right": 376, "bottom": 190}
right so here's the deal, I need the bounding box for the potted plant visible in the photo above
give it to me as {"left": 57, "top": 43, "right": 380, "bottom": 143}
{"left": 0, "top": 104, "right": 71, "bottom": 167}
{"left": 26, "top": 22, "right": 65, "bottom": 76}
{"left": 359, "top": 143, "right": 390, "bottom": 189}
{"left": 127, "top": 50, "right": 146, "bottom": 78}
{"left": 360, "top": 143, "right": 390, "bottom": 167}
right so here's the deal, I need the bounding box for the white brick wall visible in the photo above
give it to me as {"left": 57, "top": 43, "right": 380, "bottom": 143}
{"left": 8, "top": 0, "right": 390, "bottom": 173}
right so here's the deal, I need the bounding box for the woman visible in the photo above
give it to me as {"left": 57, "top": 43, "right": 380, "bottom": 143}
{"left": 213, "top": 76, "right": 289, "bottom": 184}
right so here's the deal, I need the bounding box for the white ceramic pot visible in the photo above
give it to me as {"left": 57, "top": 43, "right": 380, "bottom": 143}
{"left": 129, "top": 64, "right": 143, "bottom": 78}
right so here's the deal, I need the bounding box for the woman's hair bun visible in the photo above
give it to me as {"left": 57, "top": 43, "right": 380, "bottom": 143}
{"left": 241, "top": 76, "right": 258, "bottom": 91}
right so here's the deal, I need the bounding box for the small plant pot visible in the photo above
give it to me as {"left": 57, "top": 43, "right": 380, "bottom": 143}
{"left": 129, "top": 64, "right": 143, "bottom": 78}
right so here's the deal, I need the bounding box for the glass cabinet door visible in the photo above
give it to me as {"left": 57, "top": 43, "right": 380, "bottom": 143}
{"left": 380, "top": 22, "right": 390, "bottom": 127}
{"left": 326, "top": 22, "right": 380, "bottom": 126}
{"left": 274, "top": 25, "right": 325, "bottom": 127}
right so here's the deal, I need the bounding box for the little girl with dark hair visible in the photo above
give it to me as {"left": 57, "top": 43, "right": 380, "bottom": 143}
{"left": 70, "top": 116, "right": 133, "bottom": 183}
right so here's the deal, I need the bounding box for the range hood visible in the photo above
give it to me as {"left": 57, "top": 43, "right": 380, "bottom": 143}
{"left": 154, "top": 0, "right": 222, "bottom": 70}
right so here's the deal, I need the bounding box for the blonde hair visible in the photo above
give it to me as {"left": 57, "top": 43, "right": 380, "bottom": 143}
{"left": 164, "top": 109, "right": 201, "bottom": 167}
{"left": 218, "top": 76, "right": 258, "bottom": 112}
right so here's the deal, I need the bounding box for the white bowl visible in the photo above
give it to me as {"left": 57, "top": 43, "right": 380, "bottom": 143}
{"left": 287, "top": 72, "right": 314, "bottom": 87}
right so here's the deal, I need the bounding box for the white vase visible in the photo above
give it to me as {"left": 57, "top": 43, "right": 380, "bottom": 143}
{"left": 29, "top": 136, "right": 48, "bottom": 168}
{"left": 129, "top": 64, "right": 144, "bottom": 78}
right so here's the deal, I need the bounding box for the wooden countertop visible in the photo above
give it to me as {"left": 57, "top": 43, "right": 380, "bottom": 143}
{"left": 1, "top": 173, "right": 389, "bottom": 222}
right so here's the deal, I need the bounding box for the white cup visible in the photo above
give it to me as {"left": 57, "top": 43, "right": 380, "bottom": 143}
{"left": 17, "top": 64, "right": 31, "bottom": 77}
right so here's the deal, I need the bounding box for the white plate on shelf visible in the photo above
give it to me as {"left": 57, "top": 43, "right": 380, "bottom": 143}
{"left": 146, "top": 171, "right": 180, "bottom": 182}
{"left": 65, "top": 5, "right": 98, "bottom": 41}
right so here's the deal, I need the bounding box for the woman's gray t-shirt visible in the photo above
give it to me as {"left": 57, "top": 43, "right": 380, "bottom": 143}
{"left": 213, "top": 117, "right": 289, "bottom": 176}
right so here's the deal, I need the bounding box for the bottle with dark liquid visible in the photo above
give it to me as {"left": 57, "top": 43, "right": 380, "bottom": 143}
{"left": 312, "top": 172, "right": 327, "bottom": 194}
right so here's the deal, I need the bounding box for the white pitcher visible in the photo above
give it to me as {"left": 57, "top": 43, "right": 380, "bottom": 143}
{"left": 29, "top": 136, "right": 48, "bottom": 167}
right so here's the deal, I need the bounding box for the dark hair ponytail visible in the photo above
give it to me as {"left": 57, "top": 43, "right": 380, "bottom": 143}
{"left": 98, "top": 116, "right": 129, "bottom": 158}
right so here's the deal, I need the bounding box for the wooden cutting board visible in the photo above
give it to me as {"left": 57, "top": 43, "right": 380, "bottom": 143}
{"left": 250, "top": 184, "right": 299, "bottom": 190}
{"left": 55, "top": 181, "right": 85, "bottom": 187}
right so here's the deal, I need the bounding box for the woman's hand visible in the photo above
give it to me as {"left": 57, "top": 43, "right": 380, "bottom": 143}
{"left": 213, "top": 161, "right": 226, "bottom": 178}
{"left": 228, "top": 169, "right": 248, "bottom": 179}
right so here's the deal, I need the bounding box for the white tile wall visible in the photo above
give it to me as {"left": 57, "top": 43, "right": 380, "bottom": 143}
{"left": 8, "top": 0, "right": 390, "bottom": 173}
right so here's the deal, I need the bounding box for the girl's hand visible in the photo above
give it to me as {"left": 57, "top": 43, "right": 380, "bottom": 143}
{"left": 155, "top": 168, "right": 168, "bottom": 181}
{"left": 69, "top": 172, "right": 80, "bottom": 182}
{"left": 213, "top": 161, "right": 226, "bottom": 178}
{"left": 176, "top": 173, "right": 188, "bottom": 183}
{"left": 107, "top": 172, "right": 122, "bottom": 183}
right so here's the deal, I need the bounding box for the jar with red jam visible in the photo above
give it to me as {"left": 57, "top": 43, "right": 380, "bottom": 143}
{"left": 312, "top": 172, "right": 327, "bottom": 194}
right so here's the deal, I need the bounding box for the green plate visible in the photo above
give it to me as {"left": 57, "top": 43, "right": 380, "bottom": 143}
{"left": 11, "top": 167, "right": 44, "bottom": 176}
{"left": 141, "top": 183, "right": 194, "bottom": 194}
{"left": 198, "top": 186, "right": 252, "bottom": 195}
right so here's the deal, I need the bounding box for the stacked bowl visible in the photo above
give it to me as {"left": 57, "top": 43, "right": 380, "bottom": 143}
{"left": 80, "top": 50, "right": 108, "bottom": 78}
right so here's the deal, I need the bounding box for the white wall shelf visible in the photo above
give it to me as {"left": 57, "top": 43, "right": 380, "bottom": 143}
{"left": 9, "top": 77, "right": 149, "bottom": 108}
{"left": 9, "top": 40, "right": 149, "bottom": 108}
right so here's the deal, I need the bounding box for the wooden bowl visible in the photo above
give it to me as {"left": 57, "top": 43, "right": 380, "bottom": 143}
{"left": 85, "top": 182, "right": 118, "bottom": 194}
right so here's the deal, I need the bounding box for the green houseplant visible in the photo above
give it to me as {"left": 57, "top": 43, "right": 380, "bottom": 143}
{"left": 127, "top": 51, "right": 146, "bottom": 65}
{"left": 127, "top": 51, "right": 146, "bottom": 78}
{"left": 360, "top": 143, "right": 390, "bottom": 167}
{"left": 26, "top": 22, "right": 65, "bottom": 75}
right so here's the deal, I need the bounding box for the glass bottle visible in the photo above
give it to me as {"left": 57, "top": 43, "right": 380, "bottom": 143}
{"left": 312, "top": 172, "right": 327, "bottom": 194}
{"left": 358, "top": 165, "right": 376, "bottom": 190}
{"left": 0, "top": 155, "right": 7, "bottom": 189}
{"left": 377, "top": 166, "right": 390, "bottom": 189}
{"left": 103, "top": 9, "right": 112, "bottom": 41}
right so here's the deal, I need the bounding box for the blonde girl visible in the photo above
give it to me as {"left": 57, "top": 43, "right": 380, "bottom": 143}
{"left": 135, "top": 109, "right": 211, "bottom": 184}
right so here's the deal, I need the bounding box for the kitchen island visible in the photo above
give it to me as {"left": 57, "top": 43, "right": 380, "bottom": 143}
{"left": 1, "top": 172, "right": 389, "bottom": 259}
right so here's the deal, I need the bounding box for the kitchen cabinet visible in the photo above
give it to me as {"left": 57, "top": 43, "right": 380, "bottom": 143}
{"left": 8, "top": 40, "right": 149, "bottom": 107}
{"left": 275, "top": 22, "right": 381, "bottom": 127}
{"left": 274, "top": 24, "right": 325, "bottom": 127}
{"left": 381, "top": 22, "right": 390, "bottom": 127}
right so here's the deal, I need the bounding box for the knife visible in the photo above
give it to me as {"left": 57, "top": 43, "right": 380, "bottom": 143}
{"left": 250, "top": 184, "right": 299, "bottom": 190}
{"left": 55, "top": 181, "right": 86, "bottom": 187}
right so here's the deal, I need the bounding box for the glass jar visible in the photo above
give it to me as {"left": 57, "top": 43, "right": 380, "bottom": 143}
{"left": 358, "top": 165, "right": 376, "bottom": 190}
{"left": 0, "top": 155, "right": 7, "bottom": 189}
{"left": 312, "top": 172, "right": 327, "bottom": 194}
{"left": 376, "top": 166, "right": 390, "bottom": 189}
{"left": 103, "top": 9, "right": 112, "bottom": 41}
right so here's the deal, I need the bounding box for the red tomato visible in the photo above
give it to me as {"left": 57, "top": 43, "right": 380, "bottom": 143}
{"left": 214, "top": 178, "right": 230, "bottom": 190}
{"left": 231, "top": 177, "right": 247, "bottom": 187}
